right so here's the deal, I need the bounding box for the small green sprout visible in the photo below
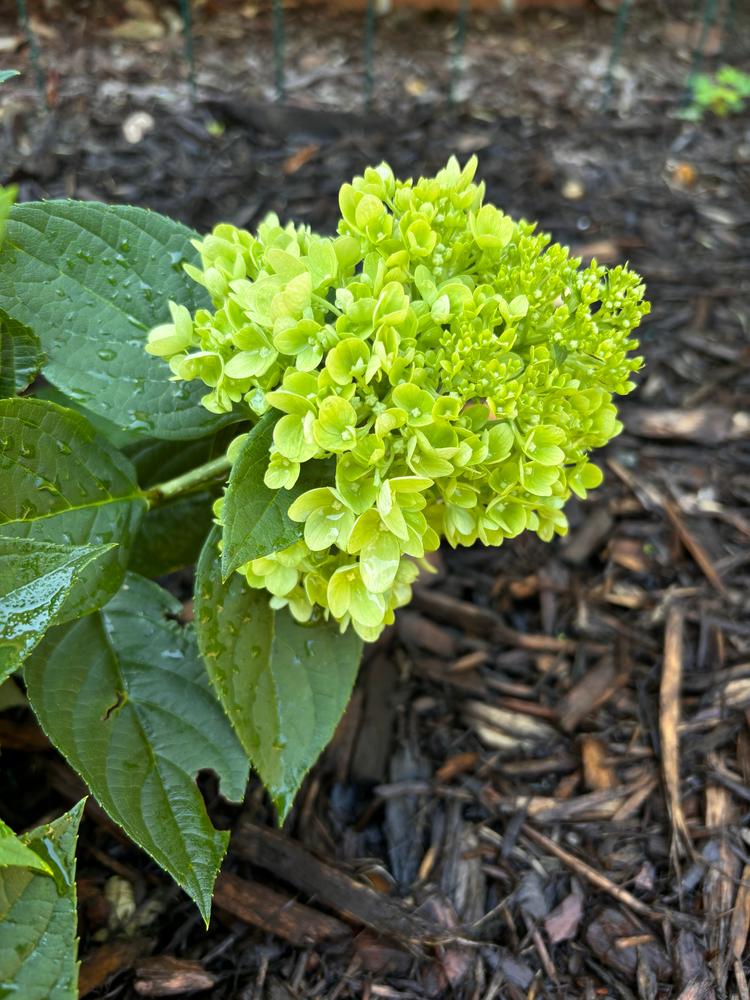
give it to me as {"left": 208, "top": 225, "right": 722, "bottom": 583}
{"left": 147, "top": 157, "right": 649, "bottom": 641}
{"left": 685, "top": 65, "right": 750, "bottom": 120}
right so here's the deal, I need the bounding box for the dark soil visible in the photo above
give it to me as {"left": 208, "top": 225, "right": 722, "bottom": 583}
{"left": 2, "top": 1, "right": 750, "bottom": 997}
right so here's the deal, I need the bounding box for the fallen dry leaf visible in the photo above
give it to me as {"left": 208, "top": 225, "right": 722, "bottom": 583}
{"left": 544, "top": 889, "right": 583, "bottom": 944}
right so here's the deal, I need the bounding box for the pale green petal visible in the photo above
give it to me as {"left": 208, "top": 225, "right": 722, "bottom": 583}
{"left": 360, "top": 530, "right": 401, "bottom": 593}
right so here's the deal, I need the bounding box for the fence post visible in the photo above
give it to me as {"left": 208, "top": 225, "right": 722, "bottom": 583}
{"left": 601, "top": 0, "right": 633, "bottom": 112}
{"left": 178, "top": 0, "right": 197, "bottom": 99}
{"left": 683, "top": 0, "right": 718, "bottom": 103}
{"left": 363, "top": 0, "right": 376, "bottom": 112}
{"left": 16, "top": 0, "right": 46, "bottom": 109}
{"left": 449, "top": 0, "right": 470, "bottom": 106}
{"left": 272, "top": 0, "right": 286, "bottom": 101}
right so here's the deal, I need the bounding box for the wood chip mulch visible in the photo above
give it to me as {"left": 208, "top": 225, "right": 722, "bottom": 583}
{"left": 1, "top": 1, "right": 750, "bottom": 997}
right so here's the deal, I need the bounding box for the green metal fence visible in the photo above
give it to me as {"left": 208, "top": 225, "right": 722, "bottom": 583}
{"left": 12, "top": 0, "right": 742, "bottom": 114}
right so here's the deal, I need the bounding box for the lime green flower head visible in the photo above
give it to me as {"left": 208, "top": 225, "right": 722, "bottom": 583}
{"left": 148, "top": 157, "right": 649, "bottom": 640}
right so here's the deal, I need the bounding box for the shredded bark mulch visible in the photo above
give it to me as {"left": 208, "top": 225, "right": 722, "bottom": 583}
{"left": 1, "top": 1, "right": 750, "bottom": 996}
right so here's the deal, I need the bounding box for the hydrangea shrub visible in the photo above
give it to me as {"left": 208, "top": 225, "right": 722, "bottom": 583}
{"left": 147, "top": 157, "right": 647, "bottom": 642}
{"left": 0, "top": 159, "right": 647, "bottom": 987}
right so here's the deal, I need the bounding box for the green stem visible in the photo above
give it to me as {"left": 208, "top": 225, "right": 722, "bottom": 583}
{"left": 147, "top": 454, "right": 232, "bottom": 508}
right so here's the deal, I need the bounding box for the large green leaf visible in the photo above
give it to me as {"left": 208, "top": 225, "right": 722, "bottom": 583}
{"left": 125, "top": 435, "right": 225, "bottom": 578}
{"left": 196, "top": 528, "right": 362, "bottom": 821}
{"left": 0, "top": 200, "right": 236, "bottom": 439}
{"left": 25, "top": 574, "right": 249, "bottom": 921}
{"left": 31, "top": 383, "right": 146, "bottom": 450}
{"left": 0, "top": 308, "right": 44, "bottom": 396}
{"left": 221, "top": 412, "right": 334, "bottom": 578}
{"left": 0, "top": 818, "right": 52, "bottom": 874}
{"left": 0, "top": 800, "right": 84, "bottom": 1000}
{"left": 0, "top": 536, "right": 115, "bottom": 682}
{"left": 0, "top": 397, "right": 147, "bottom": 619}
{"left": 128, "top": 492, "right": 214, "bottom": 579}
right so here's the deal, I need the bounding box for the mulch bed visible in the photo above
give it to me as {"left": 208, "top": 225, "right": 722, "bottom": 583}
{"left": 1, "top": 1, "right": 750, "bottom": 997}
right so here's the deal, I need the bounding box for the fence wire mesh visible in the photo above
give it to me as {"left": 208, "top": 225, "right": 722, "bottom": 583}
{"left": 10, "top": 0, "right": 747, "bottom": 117}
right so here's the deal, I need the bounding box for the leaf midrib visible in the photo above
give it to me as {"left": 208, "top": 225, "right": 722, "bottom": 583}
{"left": 94, "top": 609, "right": 214, "bottom": 914}
{"left": 0, "top": 492, "right": 146, "bottom": 528}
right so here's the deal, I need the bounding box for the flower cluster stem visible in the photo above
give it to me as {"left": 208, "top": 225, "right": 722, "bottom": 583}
{"left": 147, "top": 454, "right": 232, "bottom": 509}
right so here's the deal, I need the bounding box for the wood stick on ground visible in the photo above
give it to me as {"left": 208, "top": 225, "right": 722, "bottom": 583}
{"left": 734, "top": 958, "right": 750, "bottom": 1000}
{"left": 411, "top": 587, "right": 601, "bottom": 653}
{"left": 230, "top": 818, "right": 452, "bottom": 946}
{"left": 214, "top": 872, "right": 351, "bottom": 947}
{"left": 79, "top": 940, "right": 150, "bottom": 997}
{"left": 704, "top": 779, "right": 740, "bottom": 989}
{"left": 663, "top": 499, "right": 727, "bottom": 596}
{"left": 557, "top": 654, "right": 631, "bottom": 733}
{"left": 606, "top": 459, "right": 726, "bottom": 594}
{"left": 522, "top": 824, "right": 662, "bottom": 923}
{"left": 736, "top": 959, "right": 750, "bottom": 1000}
{"left": 133, "top": 956, "right": 216, "bottom": 996}
{"left": 660, "top": 605, "right": 691, "bottom": 866}
{"left": 729, "top": 863, "right": 750, "bottom": 962}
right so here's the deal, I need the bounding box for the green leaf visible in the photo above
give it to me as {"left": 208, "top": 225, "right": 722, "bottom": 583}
{"left": 0, "top": 819, "right": 52, "bottom": 874}
{"left": 196, "top": 528, "right": 362, "bottom": 821}
{"left": 124, "top": 434, "right": 226, "bottom": 578}
{"left": 129, "top": 491, "right": 214, "bottom": 578}
{"left": 0, "top": 185, "right": 17, "bottom": 251}
{"left": 0, "top": 397, "right": 147, "bottom": 618}
{"left": 0, "top": 800, "right": 84, "bottom": 1000}
{"left": 25, "top": 575, "right": 249, "bottom": 921}
{"left": 0, "top": 536, "right": 116, "bottom": 682}
{"left": 0, "top": 200, "right": 238, "bottom": 439}
{"left": 32, "top": 383, "right": 146, "bottom": 450}
{"left": 0, "top": 308, "right": 45, "bottom": 397}
{"left": 0, "top": 71, "right": 19, "bottom": 84}
{"left": 222, "top": 412, "right": 334, "bottom": 578}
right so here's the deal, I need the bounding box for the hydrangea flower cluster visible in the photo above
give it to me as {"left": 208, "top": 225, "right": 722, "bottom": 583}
{"left": 147, "top": 157, "right": 649, "bottom": 640}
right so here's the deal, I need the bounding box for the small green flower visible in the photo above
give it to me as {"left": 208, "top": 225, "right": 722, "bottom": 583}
{"left": 146, "top": 302, "right": 195, "bottom": 357}
{"left": 264, "top": 452, "right": 300, "bottom": 490}
{"left": 313, "top": 396, "right": 359, "bottom": 453}
{"left": 326, "top": 338, "right": 370, "bottom": 385}
{"left": 391, "top": 383, "right": 434, "bottom": 427}
{"left": 272, "top": 413, "right": 318, "bottom": 463}
{"left": 328, "top": 564, "right": 386, "bottom": 629}
{"left": 288, "top": 487, "right": 355, "bottom": 551}
{"left": 522, "top": 426, "right": 566, "bottom": 467}
{"left": 470, "top": 204, "right": 514, "bottom": 251}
